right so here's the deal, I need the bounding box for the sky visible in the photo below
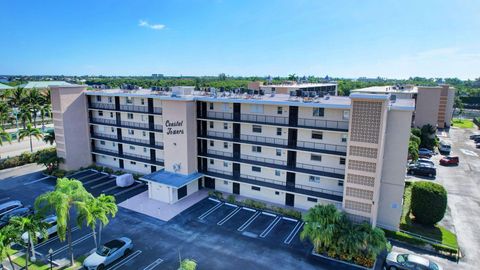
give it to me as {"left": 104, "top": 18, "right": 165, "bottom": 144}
{"left": 0, "top": 0, "right": 479, "bottom": 79}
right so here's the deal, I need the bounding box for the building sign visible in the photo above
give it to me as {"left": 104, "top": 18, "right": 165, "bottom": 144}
{"left": 165, "top": 120, "right": 184, "bottom": 135}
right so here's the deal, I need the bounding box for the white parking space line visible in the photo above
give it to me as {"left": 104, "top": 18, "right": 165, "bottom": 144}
{"left": 460, "top": 148, "right": 479, "bottom": 157}
{"left": 0, "top": 197, "right": 11, "bottom": 203}
{"left": 282, "top": 216, "right": 298, "bottom": 222}
{"left": 284, "top": 221, "right": 304, "bottom": 245}
{"left": 237, "top": 211, "right": 260, "bottom": 232}
{"left": 198, "top": 202, "right": 223, "bottom": 220}
{"left": 67, "top": 169, "right": 90, "bottom": 178}
{"left": 143, "top": 258, "right": 164, "bottom": 270}
{"left": 23, "top": 175, "right": 53, "bottom": 185}
{"left": 84, "top": 175, "right": 110, "bottom": 185}
{"left": 35, "top": 226, "right": 80, "bottom": 248}
{"left": 91, "top": 179, "right": 116, "bottom": 189}
{"left": 208, "top": 197, "right": 220, "bottom": 203}
{"left": 102, "top": 185, "right": 120, "bottom": 193}
{"left": 76, "top": 172, "right": 99, "bottom": 180}
{"left": 260, "top": 216, "right": 281, "bottom": 238}
{"left": 114, "top": 183, "right": 145, "bottom": 196}
{"left": 52, "top": 232, "right": 93, "bottom": 256}
{"left": 108, "top": 250, "right": 142, "bottom": 270}
{"left": 217, "top": 207, "right": 242, "bottom": 226}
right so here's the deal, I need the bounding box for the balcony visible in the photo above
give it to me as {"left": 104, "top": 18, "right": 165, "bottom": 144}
{"left": 297, "top": 118, "right": 349, "bottom": 131}
{"left": 121, "top": 121, "right": 149, "bottom": 129}
{"left": 120, "top": 104, "right": 148, "bottom": 113}
{"left": 91, "top": 133, "right": 117, "bottom": 140}
{"left": 92, "top": 147, "right": 118, "bottom": 155}
{"left": 296, "top": 141, "right": 347, "bottom": 155}
{"left": 207, "top": 149, "right": 233, "bottom": 158}
{"left": 202, "top": 170, "right": 343, "bottom": 202}
{"left": 207, "top": 111, "right": 233, "bottom": 120}
{"left": 122, "top": 136, "right": 150, "bottom": 145}
{"left": 90, "top": 103, "right": 115, "bottom": 110}
{"left": 154, "top": 124, "right": 163, "bottom": 132}
{"left": 153, "top": 107, "right": 163, "bottom": 114}
{"left": 296, "top": 162, "right": 345, "bottom": 175}
{"left": 207, "top": 168, "right": 233, "bottom": 176}
{"left": 240, "top": 134, "right": 287, "bottom": 146}
{"left": 91, "top": 118, "right": 116, "bottom": 125}
{"left": 207, "top": 130, "right": 233, "bottom": 139}
{"left": 240, "top": 114, "right": 288, "bottom": 125}
{"left": 91, "top": 133, "right": 163, "bottom": 150}
{"left": 240, "top": 154, "right": 287, "bottom": 166}
{"left": 91, "top": 118, "right": 163, "bottom": 133}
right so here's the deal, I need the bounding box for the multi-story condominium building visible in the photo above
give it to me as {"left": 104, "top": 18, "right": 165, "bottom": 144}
{"left": 248, "top": 82, "right": 338, "bottom": 96}
{"left": 50, "top": 84, "right": 414, "bottom": 230}
{"left": 352, "top": 84, "right": 455, "bottom": 129}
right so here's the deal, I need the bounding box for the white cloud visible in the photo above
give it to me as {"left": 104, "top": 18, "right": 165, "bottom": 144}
{"left": 138, "top": 20, "right": 165, "bottom": 30}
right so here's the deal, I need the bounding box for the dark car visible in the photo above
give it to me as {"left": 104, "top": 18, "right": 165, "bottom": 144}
{"left": 418, "top": 148, "right": 434, "bottom": 158}
{"left": 469, "top": 134, "right": 480, "bottom": 140}
{"left": 474, "top": 137, "right": 480, "bottom": 143}
{"left": 439, "top": 156, "right": 459, "bottom": 166}
{"left": 408, "top": 163, "right": 436, "bottom": 178}
{"left": 0, "top": 207, "right": 33, "bottom": 228}
{"left": 0, "top": 200, "right": 23, "bottom": 219}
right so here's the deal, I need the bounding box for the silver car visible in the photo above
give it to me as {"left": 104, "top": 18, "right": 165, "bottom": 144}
{"left": 0, "top": 200, "right": 23, "bottom": 218}
{"left": 384, "top": 252, "right": 442, "bottom": 270}
{"left": 83, "top": 237, "right": 133, "bottom": 270}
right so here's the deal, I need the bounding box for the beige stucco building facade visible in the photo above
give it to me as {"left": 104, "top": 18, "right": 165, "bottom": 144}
{"left": 50, "top": 85, "right": 414, "bottom": 230}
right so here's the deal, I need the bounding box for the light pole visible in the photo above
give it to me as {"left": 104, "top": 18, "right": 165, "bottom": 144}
{"left": 48, "top": 248, "right": 53, "bottom": 270}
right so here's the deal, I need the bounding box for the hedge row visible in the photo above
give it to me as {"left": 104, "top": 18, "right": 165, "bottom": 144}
{"left": 0, "top": 148, "right": 55, "bottom": 170}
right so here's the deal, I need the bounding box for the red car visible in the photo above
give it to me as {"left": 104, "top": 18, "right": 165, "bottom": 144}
{"left": 440, "top": 156, "right": 459, "bottom": 166}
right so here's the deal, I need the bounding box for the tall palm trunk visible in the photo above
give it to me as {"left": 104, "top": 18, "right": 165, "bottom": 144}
{"left": 7, "top": 253, "right": 15, "bottom": 270}
{"left": 30, "top": 234, "right": 36, "bottom": 262}
{"left": 29, "top": 135, "right": 33, "bottom": 152}
{"left": 25, "top": 236, "right": 30, "bottom": 270}
{"left": 98, "top": 223, "right": 103, "bottom": 247}
{"left": 92, "top": 227, "right": 98, "bottom": 248}
{"left": 68, "top": 217, "right": 74, "bottom": 266}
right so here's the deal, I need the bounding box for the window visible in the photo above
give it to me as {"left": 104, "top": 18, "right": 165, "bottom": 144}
{"left": 143, "top": 147, "right": 147, "bottom": 153}
{"left": 127, "top": 113, "right": 134, "bottom": 120}
{"left": 252, "top": 146, "right": 262, "bottom": 153}
{"left": 252, "top": 166, "right": 261, "bottom": 172}
{"left": 112, "top": 142, "right": 115, "bottom": 147}
{"left": 311, "top": 154, "right": 322, "bottom": 162}
{"left": 224, "top": 180, "right": 228, "bottom": 185}
{"left": 312, "top": 131, "right": 323, "bottom": 140}
{"left": 340, "top": 158, "right": 346, "bottom": 165}
{"left": 313, "top": 108, "right": 324, "bottom": 117}
{"left": 309, "top": 176, "right": 320, "bottom": 183}
{"left": 277, "top": 107, "right": 283, "bottom": 115}
{"left": 96, "top": 96, "right": 101, "bottom": 102}
{"left": 98, "top": 111, "right": 103, "bottom": 116}
{"left": 113, "top": 158, "right": 117, "bottom": 161}
{"left": 210, "top": 140, "right": 214, "bottom": 147}
{"left": 209, "top": 159, "right": 214, "bottom": 165}
{"left": 342, "top": 134, "right": 348, "bottom": 143}
{"left": 141, "top": 115, "right": 146, "bottom": 121}
{"left": 108, "top": 97, "right": 113, "bottom": 103}
{"left": 129, "top": 146, "right": 135, "bottom": 150}
{"left": 111, "top": 127, "right": 115, "bottom": 132}
{"left": 223, "top": 161, "right": 228, "bottom": 167}
{"left": 126, "top": 97, "right": 133, "bottom": 104}
{"left": 142, "top": 131, "right": 147, "bottom": 137}
{"left": 343, "top": 110, "right": 350, "bottom": 120}
{"left": 100, "top": 141, "right": 105, "bottom": 145}
{"left": 128, "top": 129, "right": 134, "bottom": 135}
{"left": 307, "top": 197, "right": 318, "bottom": 203}
{"left": 209, "top": 121, "right": 214, "bottom": 128}
{"left": 144, "top": 164, "right": 148, "bottom": 168}
{"left": 209, "top": 103, "right": 214, "bottom": 110}
{"left": 251, "top": 186, "right": 261, "bottom": 191}
{"left": 223, "top": 142, "right": 228, "bottom": 149}
{"left": 141, "top": 99, "right": 145, "bottom": 105}
{"left": 275, "top": 191, "right": 280, "bottom": 195}
{"left": 276, "top": 128, "right": 282, "bottom": 136}
{"left": 222, "top": 103, "right": 229, "bottom": 112}
{"left": 223, "top": 123, "right": 228, "bottom": 130}
{"left": 252, "top": 125, "right": 262, "bottom": 133}
{"left": 130, "top": 161, "right": 136, "bottom": 165}
{"left": 250, "top": 104, "right": 264, "bottom": 113}
{"left": 338, "top": 181, "right": 344, "bottom": 187}
{"left": 276, "top": 149, "right": 282, "bottom": 156}
{"left": 110, "top": 112, "right": 114, "bottom": 118}
{"left": 275, "top": 170, "right": 281, "bottom": 176}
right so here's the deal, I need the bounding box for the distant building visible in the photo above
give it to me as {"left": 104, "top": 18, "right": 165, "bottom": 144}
{"left": 21, "top": 81, "right": 71, "bottom": 89}
{"left": 0, "top": 83, "right": 13, "bottom": 90}
{"left": 152, "top": 74, "right": 164, "bottom": 78}
{"left": 351, "top": 84, "right": 455, "bottom": 129}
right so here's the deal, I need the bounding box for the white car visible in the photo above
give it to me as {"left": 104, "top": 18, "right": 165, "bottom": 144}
{"left": 21, "top": 215, "right": 57, "bottom": 243}
{"left": 83, "top": 237, "right": 133, "bottom": 270}
{"left": 384, "top": 252, "right": 442, "bottom": 270}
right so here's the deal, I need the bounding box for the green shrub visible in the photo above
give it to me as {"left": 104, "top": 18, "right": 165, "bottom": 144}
{"left": 51, "top": 169, "right": 67, "bottom": 178}
{"left": 226, "top": 195, "right": 236, "bottom": 204}
{"left": 114, "top": 170, "right": 124, "bottom": 175}
{"left": 411, "top": 181, "right": 447, "bottom": 225}
{"left": 411, "top": 128, "right": 421, "bottom": 138}
{"left": 19, "top": 152, "right": 33, "bottom": 163}
{"left": 103, "top": 167, "right": 114, "bottom": 174}
{"left": 410, "top": 134, "right": 421, "bottom": 146}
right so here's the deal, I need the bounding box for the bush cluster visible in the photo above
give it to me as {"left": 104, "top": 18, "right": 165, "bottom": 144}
{"left": 410, "top": 181, "right": 447, "bottom": 225}
{"left": 0, "top": 148, "right": 57, "bottom": 170}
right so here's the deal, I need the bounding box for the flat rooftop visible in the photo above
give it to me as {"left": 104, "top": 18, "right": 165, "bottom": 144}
{"left": 259, "top": 83, "right": 337, "bottom": 89}
{"left": 352, "top": 85, "right": 418, "bottom": 94}
{"left": 85, "top": 87, "right": 414, "bottom": 111}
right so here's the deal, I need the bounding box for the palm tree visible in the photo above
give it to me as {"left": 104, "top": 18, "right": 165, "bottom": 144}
{"left": 7, "top": 87, "right": 26, "bottom": 108}
{"left": 0, "top": 102, "right": 12, "bottom": 129}
{"left": 78, "top": 194, "right": 118, "bottom": 248}
{"left": 9, "top": 215, "right": 48, "bottom": 270}
{"left": 300, "top": 204, "right": 342, "bottom": 253}
{"left": 25, "top": 89, "right": 42, "bottom": 127}
{"left": 17, "top": 105, "right": 32, "bottom": 129}
{"left": 18, "top": 123, "right": 43, "bottom": 152}
{"left": 0, "top": 225, "right": 18, "bottom": 270}
{"left": 335, "top": 217, "right": 362, "bottom": 260}
{"left": 357, "top": 222, "right": 387, "bottom": 259}
{"left": 43, "top": 129, "right": 55, "bottom": 145}
{"left": 35, "top": 178, "right": 94, "bottom": 266}
{"left": 0, "top": 128, "right": 11, "bottom": 146}
{"left": 39, "top": 104, "right": 51, "bottom": 129}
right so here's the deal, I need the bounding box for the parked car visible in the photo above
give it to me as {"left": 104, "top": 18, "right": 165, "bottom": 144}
{"left": 384, "top": 252, "right": 442, "bottom": 270}
{"left": 438, "top": 141, "right": 451, "bottom": 154}
{"left": 414, "top": 158, "right": 435, "bottom": 167}
{"left": 476, "top": 142, "right": 480, "bottom": 149}
{"left": 0, "top": 207, "right": 33, "bottom": 228}
{"left": 21, "top": 215, "right": 57, "bottom": 243}
{"left": 83, "top": 237, "right": 133, "bottom": 270}
{"left": 418, "top": 148, "right": 434, "bottom": 158}
{"left": 469, "top": 134, "right": 480, "bottom": 140}
{"left": 439, "top": 156, "right": 459, "bottom": 166}
{"left": 407, "top": 163, "right": 436, "bottom": 178}
{"left": 0, "top": 200, "right": 23, "bottom": 219}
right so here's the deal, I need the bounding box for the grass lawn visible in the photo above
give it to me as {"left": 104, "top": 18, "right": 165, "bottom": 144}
{"left": 399, "top": 182, "right": 458, "bottom": 249}
{"left": 9, "top": 249, "right": 86, "bottom": 270}
{"left": 452, "top": 118, "right": 474, "bottom": 128}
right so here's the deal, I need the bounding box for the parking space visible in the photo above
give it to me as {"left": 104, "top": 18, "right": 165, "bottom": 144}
{"left": 241, "top": 211, "right": 276, "bottom": 237}
{"left": 202, "top": 203, "right": 238, "bottom": 224}
{"left": 264, "top": 217, "right": 300, "bottom": 243}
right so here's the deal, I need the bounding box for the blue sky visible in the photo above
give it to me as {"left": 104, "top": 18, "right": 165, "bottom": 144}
{"left": 0, "top": 0, "right": 479, "bottom": 79}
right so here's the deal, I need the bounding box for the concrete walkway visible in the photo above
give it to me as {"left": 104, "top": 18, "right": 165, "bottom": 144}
{"left": 119, "top": 189, "right": 209, "bottom": 221}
